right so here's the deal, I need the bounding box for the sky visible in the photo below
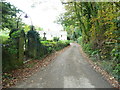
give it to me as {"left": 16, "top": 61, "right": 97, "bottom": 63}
{"left": 6, "top": 0, "right": 66, "bottom": 31}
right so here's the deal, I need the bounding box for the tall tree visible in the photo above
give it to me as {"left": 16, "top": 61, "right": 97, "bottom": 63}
{"left": 2, "top": 2, "right": 24, "bottom": 30}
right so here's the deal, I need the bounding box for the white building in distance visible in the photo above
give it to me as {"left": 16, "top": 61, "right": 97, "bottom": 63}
{"left": 38, "top": 30, "right": 67, "bottom": 40}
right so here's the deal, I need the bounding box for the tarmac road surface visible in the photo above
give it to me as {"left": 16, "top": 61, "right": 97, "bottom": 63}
{"left": 14, "top": 43, "right": 112, "bottom": 88}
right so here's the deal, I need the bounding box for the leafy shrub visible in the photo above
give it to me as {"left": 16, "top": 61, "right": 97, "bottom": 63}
{"left": 111, "top": 46, "right": 120, "bottom": 62}
{"left": 77, "top": 36, "right": 82, "bottom": 44}
{"left": 82, "top": 43, "right": 93, "bottom": 55}
{"left": 41, "top": 40, "right": 70, "bottom": 55}
{"left": 56, "top": 40, "right": 70, "bottom": 50}
{"left": 41, "top": 41, "right": 57, "bottom": 53}
{"left": 41, "top": 41, "right": 57, "bottom": 47}
{"left": 0, "top": 34, "right": 9, "bottom": 42}
{"left": 112, "top": 64, "right": 120, "bottom": 82}
{"left": 53, "top": 37, "right": 59, "bottom": 42}
{"left": 100, "top": 61, "right": 113, "bottom": 73}
{"left": 2, "top": 39, "right": 19, "bottom": 72}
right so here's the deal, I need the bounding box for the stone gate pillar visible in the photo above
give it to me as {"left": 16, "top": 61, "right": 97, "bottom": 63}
{"left": 18, "top": 30, "right": 25, "bottom": 64}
